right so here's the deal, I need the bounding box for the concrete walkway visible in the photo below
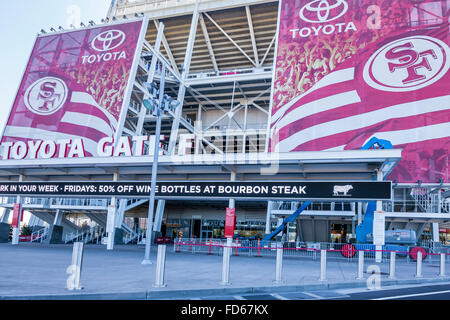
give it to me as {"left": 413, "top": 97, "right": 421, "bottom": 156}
{"left": 0, "top": 243, "right": 449, "bottom": 299}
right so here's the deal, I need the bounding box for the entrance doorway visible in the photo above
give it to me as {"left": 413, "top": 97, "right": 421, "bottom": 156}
{"left": 201, "top": 230, "right": 213, "bottom": 240}
{"left": 191, "top": 219, "right": 201, "bottom": 238}
{"left": 331, "top": 223, "right": 351, "bottom": 243}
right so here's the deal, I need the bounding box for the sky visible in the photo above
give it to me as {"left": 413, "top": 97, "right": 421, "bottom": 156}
{"left": 0, "top": 0, "right": 112, "bottom": 225}
{"left": 0, "top": 0, "right": 112, "bottom": 136}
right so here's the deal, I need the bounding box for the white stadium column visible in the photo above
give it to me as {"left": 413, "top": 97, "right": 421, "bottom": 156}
{"left": 0, "top": 209, "right": 10, "bottom": 223}
{"left": 221, "top": 171, "right": 236, "bottom": 285}
{"left": 265, "top": 201, "right": 272, "bottom": 234}
{"left": 375, "top": 170, "right": 383, "bottom": 263}
{"left": 106, "top": 172, "right": 119, "bottom": 250}
{"left": 11, "top": 175, "right": 24, "bottom": 245}
{"left": 54, "top": 208, "right": 63, "bottom": 226}
{"left": 432, "top": 223, "right": 440, "bottom": 243}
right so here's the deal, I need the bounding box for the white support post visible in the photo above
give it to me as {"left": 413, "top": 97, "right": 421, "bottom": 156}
{"left": 440, "top": 253, "right": 446, "bottom": 277}
{"left": 357, "top": 250, "right": 364, "bottom": 280}
{"left": 67, "top": 242, "right": 84, "bottom": 291}
{"left": 320, "top": 249, "right": 327, "bottom": 281}
{"left": 357, "top": 202, "right": 362, "bottom": 225}
{"left": 154, "top": 245, "right": 167, "bottom": 288}
{"left": 375, "top": 170, "right": 383, "bottom": 263}
{"left": 351, "top": 215, "right": 356, "bottom": 238}
{"left": 107, "top": 173, "right": 119, "bottom": 250}
{"left": 389, "top": 251, "right": 396, "bottom": 279}
{"left": 106, "top": 202, "right": 116, "bottom": 250}
{"left": 432, "top": 223, "right": 440, "bottom": 243}
{"left": 242, "top": 104, "right": 248, "bottom": 154}
{"left": 375, "top": 247, "right": 382, "bottom": 263}
{"left": 265, "top": 201, "right": 272, "bottom": 234}
{"left": 221, "top": 237, "right": 232, "bottom": 285}
{"left": 416, "top": 251, "right": 423, "bottom": 278}
{"left": 142, "top": 63, "right": 167, "bottom": 265}
{"left": 11, "top": 175, "right": 24, "bottom": 245}
{"left": 275, "top": 242, "right": 283, "bottom": 284}
{"left": 194, "top": 107, "right": 202, "bottom": 155}
{"left": 53, "top": 209, "right": 63, "bottom": 226}
{"left": 438, "top": 189, "right": 442, "bottom": 213}
{"left": 221, "top": 171, "right": 236, "bottom": 285}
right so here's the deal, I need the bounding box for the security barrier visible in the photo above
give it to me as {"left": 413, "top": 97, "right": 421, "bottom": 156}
{"left": 171, "top": 239, "right": 450, "bottom": 287}
{"left": 173, "top": 238, "right": 450, "bottom": 263}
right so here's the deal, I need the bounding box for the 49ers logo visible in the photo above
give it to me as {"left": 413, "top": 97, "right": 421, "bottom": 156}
{"left": 363, "top": 36, "right": 450, "bottom": 92}
{"left": 24, "top": 77, "right": 68, "bottom": 115}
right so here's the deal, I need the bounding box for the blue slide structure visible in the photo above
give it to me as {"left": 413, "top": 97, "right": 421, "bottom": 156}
{"left": 261, "top": 201, "right": 311, "bottom": 245}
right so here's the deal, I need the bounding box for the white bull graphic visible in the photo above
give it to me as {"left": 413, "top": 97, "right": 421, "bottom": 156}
{"left": 333, "top": 185, "right": 353, "bottom": 196}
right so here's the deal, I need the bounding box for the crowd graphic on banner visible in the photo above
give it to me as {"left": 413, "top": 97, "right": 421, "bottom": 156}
{"left": 270, "top": 0, "right": 450, "bottom": 183}
{"left": 273, "top": 1, "right": 432, "bottom": 104}
{"left": 0, "top": 20, "right": 144, "bottom": 158}
{"left": 69, "top": 64, "right": 129, "bottom": 118}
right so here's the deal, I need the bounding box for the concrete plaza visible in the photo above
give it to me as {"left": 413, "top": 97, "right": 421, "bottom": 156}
{"left": 0, "top": 243, "right": 449, "bottom": 299}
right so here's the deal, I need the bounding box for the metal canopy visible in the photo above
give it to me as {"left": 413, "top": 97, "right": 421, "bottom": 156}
{"left": 0, "top": 149, "right": 402, "bottom": 182}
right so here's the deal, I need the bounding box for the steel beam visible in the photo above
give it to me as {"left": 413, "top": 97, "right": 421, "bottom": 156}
{"left": 203, "top": 12, "right": 257, "bottom": 67}
{"left": 135, "top": 22, "right": 164, "bottom": 135}
{"left": 168, "top": 0, "right": 200, "bottom": 154}
{"left": 154, "top": 19, "right": 180, "bottom": 77}
{"left": 260, "top": 34, "right": 276, "bottom": 66}
{"left": 199, "top": 14, "right": 219, "bottom": 74}
{"left": 245, "top": 6, "right": 260, "bottom": 66}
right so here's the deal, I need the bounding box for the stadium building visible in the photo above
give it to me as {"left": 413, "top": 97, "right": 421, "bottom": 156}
{"left": 0, "top": 0, "right": 449, "bottom": 252}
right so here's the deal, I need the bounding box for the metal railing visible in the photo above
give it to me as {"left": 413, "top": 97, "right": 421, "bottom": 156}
{"left": 64, "top": 226, "right": 106, "bottom": 244}
{"left": 30, "top": 226, "right": 49, "bottom": 243}
{"left": 116, "top": 0, "right": 194, "bottom": 14}
{"left": 0, "top": 197, "right": 111, "bottom": 209}
{"left": 124, "top": 230, "right": 146, "bottom": 244}
{"left": 116, "top": 0, "right": 221, "bottom": 16}
{"left": 0, "top": 197, "right": 46, "bottom": 206}
{"left": 187, "top": 66, "right": 272, "bottom": 80}
{"left": 409, "top": 187, "right": 450, "bottom": 214}
{"left": 173, "top": 238, "right": 450, "bottom": 263}
{"left": 271, "top": 201, "right": 355, "bottom": 212}
{"left": 52, "top": 198, "right": 109, "bottom": 208}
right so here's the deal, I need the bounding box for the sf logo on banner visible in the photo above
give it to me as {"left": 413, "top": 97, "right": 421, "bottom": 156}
{"left": 386, "top": 42, "right": 436, "bottom": 84}
{"left": 364, "top": 36, "right": 450, "bottom": 92}
{"left": 24, "top": 77, "right": 68, "bottom": 115}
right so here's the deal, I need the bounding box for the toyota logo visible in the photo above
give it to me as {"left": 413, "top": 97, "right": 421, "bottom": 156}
{"left": 299, "top": 0, "right": 348, "bottom": 23}
{"left": 91, "top": 30, "right": 126, "bottom": 52}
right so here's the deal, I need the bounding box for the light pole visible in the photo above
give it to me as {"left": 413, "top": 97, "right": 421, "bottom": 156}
{"left": 142, "top": 62, "right": 180, "bottom": 264}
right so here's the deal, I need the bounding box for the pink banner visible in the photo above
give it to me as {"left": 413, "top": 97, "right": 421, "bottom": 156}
{"left": 1, "top": 20, "right": 144, "bottom": 158}
{"left": 270, "top": 0, "right": 450, "bottom": 183}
